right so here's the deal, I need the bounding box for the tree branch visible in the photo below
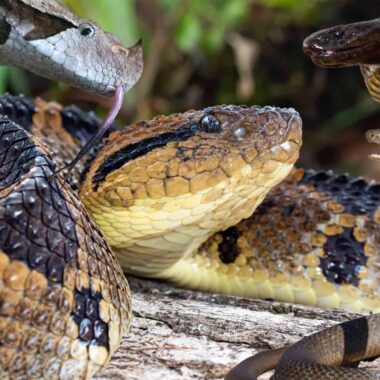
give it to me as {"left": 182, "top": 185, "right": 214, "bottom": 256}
{"left": 95, "top": 277, "right": 380, "bottom": 380}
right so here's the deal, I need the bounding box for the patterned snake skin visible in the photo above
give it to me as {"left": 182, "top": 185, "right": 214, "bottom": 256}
{"left": 226, "top": 16, "right": 380, "bottom": 380}
{"left": 0, "top": 96, "right": 131, "bottom": 379}
{"left": 0, "top": 92, "right": 379, "bottom": 379}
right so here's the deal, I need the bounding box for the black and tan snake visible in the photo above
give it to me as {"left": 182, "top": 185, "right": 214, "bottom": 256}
{"left": 226, "top": 17, "right": 380, "bottom": 380}
{"left": 1, "top": 15, "right": 380, "bottom": 380}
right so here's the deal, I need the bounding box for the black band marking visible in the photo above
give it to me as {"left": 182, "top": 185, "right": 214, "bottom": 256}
{"left": 92, "top": 125, "right": 198, "bottom": 189}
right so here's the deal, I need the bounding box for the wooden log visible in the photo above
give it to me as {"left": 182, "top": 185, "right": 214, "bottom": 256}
{"left": 95, "top": 277, "right": 380, "bottom": 380}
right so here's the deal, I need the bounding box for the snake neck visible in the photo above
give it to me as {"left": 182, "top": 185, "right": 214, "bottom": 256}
{"left": 360, "top": 64, "right": 380, "bottom": 103}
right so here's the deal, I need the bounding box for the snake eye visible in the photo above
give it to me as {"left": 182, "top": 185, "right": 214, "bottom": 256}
{"left": 200, "top": 115, "right": 221, "bottom": 133}
{"left": 79, "top": 23, "right": 95, "bottom": 37}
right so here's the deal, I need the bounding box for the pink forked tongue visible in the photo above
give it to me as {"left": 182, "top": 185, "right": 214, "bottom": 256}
{"left": 52, "top": 85, "right": 124, "bottom": 178}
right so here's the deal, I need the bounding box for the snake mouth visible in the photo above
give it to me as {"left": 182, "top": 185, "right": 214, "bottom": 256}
{"left": 304, "top": 42, "right": 380, "bottom": 68}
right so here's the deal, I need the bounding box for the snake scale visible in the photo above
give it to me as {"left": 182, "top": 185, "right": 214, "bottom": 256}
{"left": 0, "top": 4, "right": 379, "bottom": 380}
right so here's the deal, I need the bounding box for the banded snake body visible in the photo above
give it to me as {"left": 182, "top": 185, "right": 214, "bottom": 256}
{"left": 0, "top": 3, "right": 379, "bottom": 380}
{"left": 226, "top": 17, "right": 380, "bottom": 380}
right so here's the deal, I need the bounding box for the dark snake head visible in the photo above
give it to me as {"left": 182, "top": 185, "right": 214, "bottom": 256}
{"left": 303, "top": 18, "right": 380, "bottom": 67}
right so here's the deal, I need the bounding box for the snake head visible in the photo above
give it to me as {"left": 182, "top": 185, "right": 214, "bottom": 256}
{"left": 2, "top": 1, "right": 143, "bottom": 96}
{"left": 29, "top": 20, "right": 143, "bottom": 96}
{"left": 84, "top": 105, "right": 302, "bottom": 196}
{"left": 303, "top": 18, "right": 380, "bottom": 67}
{"left": 80, "top": 105, "right": 302, "bottom": 275}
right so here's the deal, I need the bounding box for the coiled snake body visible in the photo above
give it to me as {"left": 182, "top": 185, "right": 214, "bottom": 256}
{"left": 0, "top": 94, "right": 303, "bottom": 379}
{"left": 0, "top": 88, "right": 379, "bottom": 379}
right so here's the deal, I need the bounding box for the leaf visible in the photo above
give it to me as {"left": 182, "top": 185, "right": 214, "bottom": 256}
{"left": 0, "top": 67, "right": 9, "bottom": 94}
{"left": 62, "top": 0, "right": 140, "bottom": 45}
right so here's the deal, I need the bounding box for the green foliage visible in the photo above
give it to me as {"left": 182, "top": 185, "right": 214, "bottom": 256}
{"left": 168, "top": 0, "right": 249, "bottom": 52}
{"left": 0, "top": 67, "right": 9, "bottom": 94}
{"left": 63, "top": 0, "right": 140, "bottom": 45}
{"left": 0, "top": 67, "right": 28, "bottom": 95}
{"left": 262, "top": 0, "right": 324, "bottom": 25}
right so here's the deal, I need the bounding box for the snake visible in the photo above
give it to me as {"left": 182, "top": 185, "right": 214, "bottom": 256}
{"left": 0, "top": 94, "right": 303, "bottom": 379}
{"left": 0, "top": 91, "right": 375, "bottom": 380}
{"left": 225, "top": 17, "right": 380, "bottom": 380}
{"left": 0, "top": 9, "right": 380, "bottom": 380}
{"left": 0, "top": 0, "right": 143, "bottom": 175}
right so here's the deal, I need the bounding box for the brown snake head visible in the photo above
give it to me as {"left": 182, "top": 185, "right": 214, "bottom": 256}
{"left": 80, "top": 105, "right": 302, "bottom": 276}
{"left": 303, "top": 18, "right": 380, "bottom": 103}
{"left": 303, "top": 18, "right": 380, "bottom": 68}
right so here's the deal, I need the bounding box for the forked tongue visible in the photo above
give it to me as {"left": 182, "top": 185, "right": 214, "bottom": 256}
{"left": 52, "top": 85, "right": 124, "bottom": 178}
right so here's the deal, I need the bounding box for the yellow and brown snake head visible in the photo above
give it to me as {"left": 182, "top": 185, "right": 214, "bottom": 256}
{"left": 80, "top": 105, "right": 302, "bottom": 276}
{"left": 0, "top": 116, "right": 131, "bottom": 379}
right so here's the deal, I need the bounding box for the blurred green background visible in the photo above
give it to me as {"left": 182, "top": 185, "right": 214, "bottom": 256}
{"left": 3, "top": 0, "right": 380, "bottom": 179}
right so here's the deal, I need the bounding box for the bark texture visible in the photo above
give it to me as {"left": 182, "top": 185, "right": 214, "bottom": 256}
{"left": 95, "top": 277, "right": 380, "bottom": 380}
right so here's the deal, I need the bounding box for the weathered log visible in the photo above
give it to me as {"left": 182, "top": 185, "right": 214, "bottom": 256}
{"left": 95, "top": 277, "right": 380, "bottom": 380}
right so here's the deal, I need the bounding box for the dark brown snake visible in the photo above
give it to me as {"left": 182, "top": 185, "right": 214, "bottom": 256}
{"left": 227, "top": 17, "right": 380, "bottom": 380}
{"left": 0, "top": 17, "right": 380, "bottom": 380}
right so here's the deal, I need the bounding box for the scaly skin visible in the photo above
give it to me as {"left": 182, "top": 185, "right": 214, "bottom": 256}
{"left": 80, "top": 104, "right": 302, "bottom": 279}
{"left": 60, "top": 98, "right": 378, "bottom": 314}
{"left": 0, "top": 0, "right": 143, "bottom": 95}
{"left": 0, "top": 113, "right": 131, "bottom": 379}
{"left": 0, "top": 0, "right": 144, "bottom": 175}
{"left": 1, "top": 94, "right": 380, "bottom": 379}
{"left": 0, "top": 95, "right": 302, "bottom": 379}
{"left": 303, "top": 17, "right": 380, "bottom": 103}
{"left": 227, "top": 315, "right": 380, "bottom": 380}
{"left": 226, "top": 17, "right": 380, "bottom": 380}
